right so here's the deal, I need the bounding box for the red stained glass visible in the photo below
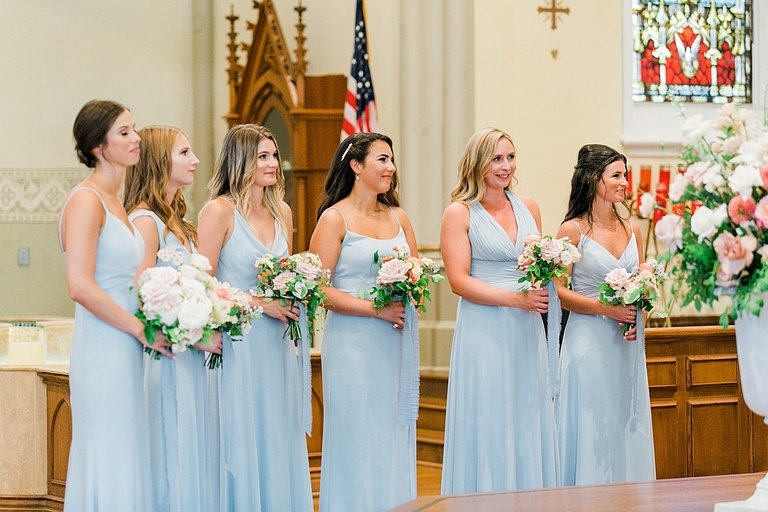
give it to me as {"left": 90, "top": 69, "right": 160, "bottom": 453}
{"left": 631, "top": 0, "right": 752, "bottom": 104}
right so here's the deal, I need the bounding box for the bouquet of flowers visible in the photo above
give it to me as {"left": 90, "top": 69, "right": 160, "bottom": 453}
{"left": 655, "top": 102, "right": 768, "bottom": 327}
{"left": 205, "top": 280, "right": 262, "bottom": 369}
{"left": 516, "top": 234, "right": 581, "bottom": 289}
{"left": 136, "top": 249, "right": 261, "bottom": 367}
{"left": 359, "top": 245, "right": 444, "bottom": 312}
{"left": 597, "top": 259, "right": 667, "bottom": 335}
{"left": 252, "top": 252, "right": 330, "bottom": 344}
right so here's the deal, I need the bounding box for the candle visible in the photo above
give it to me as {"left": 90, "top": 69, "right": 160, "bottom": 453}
{"left": 656, "top": 181, "right": 669, "bottom": 209}
{"left": 626, "top": 166, "right": 634, "bottom": 199}
{"left": 639, "top": 165, "right": 652, "bottom": 193}
{"left": 659, "top": 165, "right": 671, "bottom": 186}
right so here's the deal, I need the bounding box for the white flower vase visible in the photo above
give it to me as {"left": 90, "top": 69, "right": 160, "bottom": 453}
{"left": 716, "top": 304, "right": 768, "bottom": 512}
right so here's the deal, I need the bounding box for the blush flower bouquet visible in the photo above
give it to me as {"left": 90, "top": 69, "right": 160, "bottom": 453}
{"left": 137, "top": 248, "right": 261, "bottom": 366}
{"left": 655, "top": 103, "right": 768, "bottom": 327}
{"left": 597, "top": 259, "right": 667, "bottom": 335}
{"left": 252, "top": 252, "right": 330, "bottom": 344}
{"left": 516, "top": 234, "right": 582, "bottom": 289}
{"left": 359, "top": 245, "right": 444, "bottom": 312}
{"left": 205, "top": 280, "right": 263, "bottom": 369}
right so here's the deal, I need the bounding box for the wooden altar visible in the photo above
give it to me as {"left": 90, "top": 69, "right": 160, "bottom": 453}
{"left": 3, "top": 325, "right": 767, "bottom": 510}
{"left": 224, "top": 0, "right": 345, "bottom": 252}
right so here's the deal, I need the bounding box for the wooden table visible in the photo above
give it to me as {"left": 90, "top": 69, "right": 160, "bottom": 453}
{"left": 390, "top": 473, "right": 764, "bottom": 512}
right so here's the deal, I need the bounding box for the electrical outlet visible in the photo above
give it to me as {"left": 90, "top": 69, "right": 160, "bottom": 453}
{"left": 18, "top": 246, "right": 30, "bottom": 267}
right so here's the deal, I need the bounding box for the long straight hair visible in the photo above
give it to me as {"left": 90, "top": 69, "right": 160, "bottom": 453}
{"left": 207, "top": 124, "right": 287, "bottom": 239}
{"left": 124, "top": 125, "right": 197, "bottom": 246}
{"left": 316, "top": 132, "right": 399, "bottom": 220}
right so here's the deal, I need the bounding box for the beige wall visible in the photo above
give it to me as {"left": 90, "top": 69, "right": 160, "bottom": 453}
{"left": 0, "top": 0, "right": 197, "bottom": 316}
{"left": 2, "top": 0, "right": 763, "bottom": 318}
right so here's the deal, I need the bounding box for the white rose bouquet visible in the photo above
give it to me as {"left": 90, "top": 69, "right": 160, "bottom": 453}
{"left": 359, "top": 245, "right": 444, "bottom": 312}
{"left": 137, "top": 249, "right": 261, "bottom": 366}
{"left": 597, "top": 259, "right": 667, "bottom": 335}
{"left": 655, "top": 103, "right": 768, "bottom": 327}
{"left": 516, "top": 234, "right": 581, "bottom": 289}
{"left": 252, "top": 252, "right": 329, "bottom": 344}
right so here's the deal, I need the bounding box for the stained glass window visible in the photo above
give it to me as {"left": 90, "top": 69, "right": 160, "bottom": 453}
{"left": 631, "top": 0, "right": 752, "bottom": 103}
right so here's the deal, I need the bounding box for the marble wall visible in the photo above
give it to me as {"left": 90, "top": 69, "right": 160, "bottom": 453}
{"left": 0, "top": 368, "right": 47, "bottom": 495}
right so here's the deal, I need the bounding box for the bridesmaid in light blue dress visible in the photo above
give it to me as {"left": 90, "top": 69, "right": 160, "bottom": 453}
{"left": 59, "top": 100, "right": 171, "bottom": 511}
{"left": 555, "top": 144, "right": 655, "bottom": 486}
{"left": 197, "top": 124, "right": 313, "bottom": 512}
{"left": 124, "top": 125, "right": 221, "bottom": 512}
{"left": 440, "top": 128, "right": 558, "bottom": 494}
{"left": 310, "top": 133, "right": 421, "bottom": 512}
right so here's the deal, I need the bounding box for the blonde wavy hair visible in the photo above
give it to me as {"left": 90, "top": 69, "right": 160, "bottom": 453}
{"left": 207, "top": 124, "right": 287, "bottom": 239}
{"left": 450, "top": 127, "right": 517, "bottom": 205}
{"left": 124, "top": 125, "right": 197, "bottom": 246}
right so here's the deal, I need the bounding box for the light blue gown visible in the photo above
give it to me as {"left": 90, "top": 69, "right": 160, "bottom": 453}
{"left": 209, "top": 207, "right": 313, "bottom": 512}
{"left": 129, "top": 210, "right": 212, "bottom": 512}
{"left": 556, "top": 222, "right": 656, "bottom": 485}
{"left": 60, "top": 187, "right": 152, "bottom": 512}
{"left": 441, "top": 192, "right": 559, "bottom": 494}
{"left": 319, "top": 207, "right": 418, "bottom": 512}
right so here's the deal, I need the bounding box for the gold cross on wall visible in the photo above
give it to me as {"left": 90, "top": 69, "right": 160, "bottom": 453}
{"left": 538, "top": 0, "right": 570, "bottom": 30}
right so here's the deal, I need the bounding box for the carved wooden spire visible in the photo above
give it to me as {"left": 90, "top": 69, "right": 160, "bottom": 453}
{"left": 225, "top": 5, "right": 243, "bottom": 125}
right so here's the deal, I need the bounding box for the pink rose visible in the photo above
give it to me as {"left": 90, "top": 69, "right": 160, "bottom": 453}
{"left": 295, "top": 261, "right": 321, "bottom": 280}
{"left": 605, "top": 267, "right": 631, "bottom": 291}
{"left": 713, "top": 232, "right": 758, "bottom": 281}
{"left": 517, "top": 254, "right": 533, "bottom": 271}
{"left": 272, "top": 270, "right": 297, "bottom": 293}
{"left": 754, "top": 196, "right": 768, "bottom": 228}
{"left": 761, "top": 164, "right": 768, "bottom": 189}
{"left": 540, "top": 238, "right": 565, "bottom": 262}
{"left": 727, "top": 195, "right": 756, "bottom": 224}
{"left": 376, "top": 258, "right": 409, "bottom": 285}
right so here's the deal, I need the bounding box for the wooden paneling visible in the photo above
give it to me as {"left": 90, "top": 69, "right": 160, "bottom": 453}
{"left": 307, "top": 353, "right": 323, "bottom": 495}
{"left": 38, "top": 372, "right": 70, "bottom": 501}
{"left": 646, "top": 325, "right": 768, "bottom": 479}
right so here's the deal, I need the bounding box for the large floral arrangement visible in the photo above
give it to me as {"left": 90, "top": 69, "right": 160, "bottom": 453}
{"left": 252, "top": 252, "right": 330, "bottom": 344}
{"left": 655, "top": 103, "right": 768, "bottom": 327}
{"left": 516, "top": 234, "right": 581, "bottom": 289}
{"left": 597, "top": 260, "right": 667, "bottom": 335}
{"left": 359, "top": 245, "right": 444, "bottom": 312}
{"left": 137, "top": 249, "right": 261, "bottom": 364}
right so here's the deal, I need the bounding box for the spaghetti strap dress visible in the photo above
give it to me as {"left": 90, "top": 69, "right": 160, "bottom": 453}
{"left": 319, "top": 207, "right": 418, "bottom": 512}
{"left": 129, "top": 209, "right": 212, "bottom": 512}
{"left": 60, "top": 187, "right": 152, "bottom": 512}
{"left": 441, "top": 191, "right": 559, "bottom": 494}
{"left": 210, "top": 206, "right": 313, "bottom": 512}
{"left": 556, "top": 222, "right": 655, "bottom": 485}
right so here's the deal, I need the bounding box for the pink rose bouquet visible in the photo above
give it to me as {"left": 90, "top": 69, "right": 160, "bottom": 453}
{"left": 359, "top": 245, "right": 444, "bottom": 312}
{"left": 655, "top": 103, "right": 768, "bottom": 326}
{"left": 252, "top": 252, "right": 330, "bottom": 344}
{"left": 137, "top": 249, "right": 260, "bottom": 365}
{"left": 597, "top": 259, "right": 667, "bottom": 335}
{"left": 517, "top": 234, "right": 581, "bottom": 289}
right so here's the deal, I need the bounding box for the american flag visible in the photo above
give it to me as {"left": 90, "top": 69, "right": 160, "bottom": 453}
{"left": 341, "top": 0, "right": 379, "bottom": 139}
